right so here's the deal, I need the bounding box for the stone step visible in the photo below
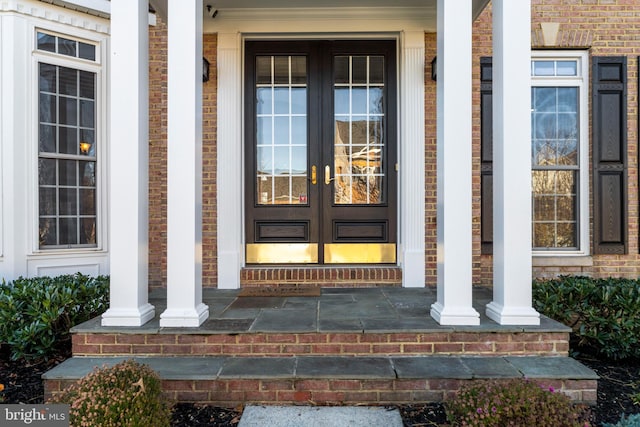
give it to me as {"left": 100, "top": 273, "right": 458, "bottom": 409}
{"left": 44, "top": 355, "right": 598, "bottom": 406}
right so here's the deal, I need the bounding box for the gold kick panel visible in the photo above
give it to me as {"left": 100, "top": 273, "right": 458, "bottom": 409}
{"left": 246, "top": 243, "right": 396, "bottom": 264}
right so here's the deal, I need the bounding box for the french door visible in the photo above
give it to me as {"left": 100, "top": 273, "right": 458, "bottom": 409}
{"left": 245, "top": 40, "right": 397, "bottom": 264}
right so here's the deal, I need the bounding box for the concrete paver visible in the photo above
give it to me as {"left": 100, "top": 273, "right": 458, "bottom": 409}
{"left": 238, "top": 405, "right": 403, "bottom": 427}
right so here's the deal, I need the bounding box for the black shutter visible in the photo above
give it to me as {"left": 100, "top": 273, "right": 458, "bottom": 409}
{"left": 592, "top": 56, "right": 627, "bottom": 254}
{"left": 480, "top": 57, "right": 493, "bottom": 254}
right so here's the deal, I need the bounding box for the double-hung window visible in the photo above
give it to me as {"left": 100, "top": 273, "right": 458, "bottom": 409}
{"left": 531, "top": 51, "right": 588, "bottom": 253}
{"left": 36, "top": 31, "right": 101, "bottom": 249}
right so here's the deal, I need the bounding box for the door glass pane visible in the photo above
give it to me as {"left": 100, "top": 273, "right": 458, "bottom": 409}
{"left": 333, "top": 55, "right": 385, "bottom": 204}
{"left": 255, "top": 55, "right": 308, "bottom": 205}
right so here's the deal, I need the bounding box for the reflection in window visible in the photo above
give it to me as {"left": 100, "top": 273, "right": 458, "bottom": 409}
{"left": 531, "top": 58, "right": 582, "bottom": 250}
{"left": 255, "top": 56, "right": 308, "bottom": 205}
{"left": 333, "top": 55, "right": 385, "bottom": 204}
{"left": 38, "top": 61, "right": 97, "bottom": 248}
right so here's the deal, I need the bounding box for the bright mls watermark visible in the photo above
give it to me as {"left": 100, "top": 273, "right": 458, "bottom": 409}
{"left": 1, "top": 405, "right": 69, "bottom": 426}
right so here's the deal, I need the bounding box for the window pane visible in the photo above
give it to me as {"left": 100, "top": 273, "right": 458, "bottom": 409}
{"left": 79, "top": 71, "right": 95, "bottom": 99}
{"left": 352, "top": 89, "right": 367, "bottom": 115}
{"left": 59, "top": 160, "right": 77, "bottom": 186}
{"left": 37, "top": 32, "right": 56, "bottom": 53}
{"left": 533, "top": 87, "right": 556, "bottom": 112}
{"left": 58, "top": 67, "right": 77, "bottom": 96}
{"left": 80, "top": 100, "right": 95, "bottom": 128}
{"left": 256, "top": 57, "right": 272, "bottom": 85}
{"left": 39, "top": 218, "right": 57, "bottom": 246}
{"left": 557, "top": 88, "right": 577, "bottom": 112}
{"left": 59, "top": 126, "right": 78, "bottom": 155}
{"left": 39, "top": 63, "right": 57, "bottom": 92}
{"left": 334, "top": 56, "right": 349, "bottom": 84}
{"left": 58, "top": 37, "right": 77, "bottom": 57}
{"left": 351, "top": 56, "right": 367, "bottom": 84}
{"left": 80, "top": 218, "right": 96, "bottom": 244}
{"left": 533, "top": 61, "right": 554, "bottom": 76}
{"left": 40, "top": 94, "right": 56, "bottom": 123}
{"left": 58, "top": 97, "right": 77, "bottom": 125}
{"left": 290, "top": 56, "right": 306, "bottom": 85}
{"left": 79, "top": 161, "right": 96, "bottom": 186}
{"left": 39, "top": 159, "right": 56, "bottom": 185}
{"left": 556, "top": 61, "right": 577, "bottom": 76}
{"left": 78, "top": 42, "right": 96, "bottom": 61}
{"left": 274, "top": 88, "right": 289, "bottom": 114}
{"left": 334, "top": 88, "right": 349, "bottom": 115}
{"left": 59, "top": 188, "right": 77, "bottom": 215}
{"left": 39, "top": 188, "right": 57, "bottom": 216}
{"left": 257, "top": 117, "right": 272, "bottom": 146}
{"left": 59, "top": 218, "right": 78, "bottom": 245}
{"left": 256, "top": 88, "right": 272, "bottom": 115}
{"left": 273, "top": 116, "right": 289, "bottom": 145}
{"left": 369, "top": 56, "right": 384, "bottom": 84}
{"left": 40, "top": 124, "right": 56, "bottom": 153}
{"left": 291, "top": 116, "right": 307, "bottom": 145}
{"left": 273, "top": 57, "right": 289, "bottom": 84}
{"left": 556, "top": 223, "right": 577, "bottom": 247}
{"left": 291, "top": 88, "right": 306, "bottom": 114}
{"left": 369, "top": 87, "right": 384, "bottom": 115}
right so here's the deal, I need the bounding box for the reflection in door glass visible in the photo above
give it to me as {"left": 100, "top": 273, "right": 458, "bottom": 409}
{"left": 334, "top": 56, "right": 385, "bottom": 204}
{"left": 255, "top": 56, "right": 308, "bottom": 205}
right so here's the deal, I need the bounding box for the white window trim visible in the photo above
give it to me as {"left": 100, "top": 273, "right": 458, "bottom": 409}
{"left": 531, "top": 50, "right": 589, "bottom": 257}
{"left": 30, "top": 23, "right": 109, "bottom": 255}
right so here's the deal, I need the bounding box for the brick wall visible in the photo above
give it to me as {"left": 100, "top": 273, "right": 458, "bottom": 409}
{"left": 466, "top": 0, "right": 640, "bottom": 284}
{"left": 147, "top": 21, "right": 218, "bottom": 288}
{"left": 146, "top": 1, "right": 640, "bottom": 289}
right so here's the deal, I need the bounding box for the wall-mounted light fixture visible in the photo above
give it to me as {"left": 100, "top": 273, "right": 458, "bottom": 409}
{"left": 203, "top": 57, "right": 210, "bottom": 82}
{"left": 79, "top": 141, "right": 91, "bottom": 155}
{"left": 431, "top": 56, "right": 437, "bottom": 81}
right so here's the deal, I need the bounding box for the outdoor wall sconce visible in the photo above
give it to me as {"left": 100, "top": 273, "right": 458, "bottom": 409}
{"left": 79, "top": 141, "right": 91, "bottom": 155}
{"left": 431, "top": 56, "right": 437, "bottom": 81}
{"left": 203, "top": 57, "right": 210, "bottom": 82}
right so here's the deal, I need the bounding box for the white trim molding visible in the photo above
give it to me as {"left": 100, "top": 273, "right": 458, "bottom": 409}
{"left": 214, "top": 8, "right": 432, "bottom": 289}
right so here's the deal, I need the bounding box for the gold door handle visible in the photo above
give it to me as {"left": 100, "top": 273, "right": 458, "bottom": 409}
{"left": 324, "top": 165, "right": 334, "bottom": 185}
{"left": 311, "top": 165, "right": 317, "bottom": 185}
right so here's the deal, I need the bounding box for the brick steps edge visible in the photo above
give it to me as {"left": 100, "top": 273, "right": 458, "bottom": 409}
{"left": 43, "top": 355, "right": 598, "bottom": 405}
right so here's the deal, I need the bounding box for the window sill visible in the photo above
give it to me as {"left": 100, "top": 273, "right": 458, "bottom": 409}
{"left": 532, "top": 255, "right": 593, "bottom": 267}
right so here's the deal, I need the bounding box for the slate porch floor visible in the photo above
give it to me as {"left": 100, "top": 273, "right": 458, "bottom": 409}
{"left": 72, "top": 286, "right": 569, "bottom": 334}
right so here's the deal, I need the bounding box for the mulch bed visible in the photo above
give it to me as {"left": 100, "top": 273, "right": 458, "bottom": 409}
{"left": 1, "top": 342, "right": 638, "bottom": 426}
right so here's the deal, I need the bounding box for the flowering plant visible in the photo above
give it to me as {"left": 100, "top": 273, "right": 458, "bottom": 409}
{"left": 445, "top": 378, "right": 591, "bottom": 427}
{"left": 50, "top": 359, "right": 172, "bottom": 427}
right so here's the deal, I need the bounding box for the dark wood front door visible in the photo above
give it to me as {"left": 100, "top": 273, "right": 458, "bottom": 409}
{"left": 245, "top": 40, "right": 397, "bottom": 264}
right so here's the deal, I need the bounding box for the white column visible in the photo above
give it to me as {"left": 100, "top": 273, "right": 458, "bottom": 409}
{"left": 486, "top": 0, "right": 540, "bottom": 325}
{"left": 430, "top": 0, "right": 480, "bottom": 325}
{"left": 102, "top": 0, "right": 155, "bottom": 326}
{"left": 160, "top": 0, "right": 209, "bottom": 327}
{"left": 216, "top": 32, "right": 242, "bottom": 289}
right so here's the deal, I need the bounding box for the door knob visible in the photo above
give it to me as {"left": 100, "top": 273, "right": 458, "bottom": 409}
{"left": 311, "top": 165, "right": 317, "bottom": 185}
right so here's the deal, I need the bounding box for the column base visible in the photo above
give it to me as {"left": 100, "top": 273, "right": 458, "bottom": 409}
{"left": 486, "top": 301, "right": 540, "bottom": 325}
{"left": 101, "top": 303, "right": 155, "bottom": 327}
{"left": 160, "top": 303, "right": 209, "bottom": 327}
{"left": 430, "top": 302, "right": 480, "bottom": 326}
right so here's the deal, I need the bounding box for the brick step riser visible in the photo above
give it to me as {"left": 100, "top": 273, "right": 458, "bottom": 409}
{"left": 45, "top": 377, "right": 597, "bottom": 406}
{"left": 240, "top": 267, "right": 403, "bottom": 288}
{"left": 72, "top": 332, "right": 569, "bottom": 357}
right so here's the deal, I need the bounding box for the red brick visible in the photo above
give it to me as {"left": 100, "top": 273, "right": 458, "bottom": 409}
{"left": 194, "top": 380, "right": 226, "bottom": 391}
{"left": 433, "top": 343, "right": 463, "bottom": 353}
{"left": 177, "top": 335, "right": 207, "bottom": 344}
{"left": 132, "top": 345, "right": 162, "bottom": 354}
{"left": 362, "top": 380, "right": 394, "bottom": 391}
{"left": 329, "top": 380, "right": 362, "bottom": 390}
{"left": 147, "top": 335, "right": 177, "bottom": 344}
{"left": 389, "top": 333, "right": 420, "bottom": 343}
{"left": 343, "top": 391, "right": 378, "bottom": 402}
{"left": 342, "top": 344, "right": 371, "bottom": 354}
{"left": 428, "top": 379, "right": 463, "bottom": 391}
{"left": 86, "top": 334, "right": 116, "bottom": 344}
{"left": 72, "top": 334, "right": 86, "bottom": 345}
{"left": 244, "top": 391, "right": 278, "bottom": 401}
{"left": 222, "top": 345, "right": 252, "bottom": 354}
{"left": 176, "top": 391, "right": 210, "bottom": 401}
{"left": 494, "top": 342, "right": 526, "bottom": 353}
{"left": 228, "top": 380, "right": 260, "bottom": 391}
{"left": 73, "top": 344, "right": 102, "bottom": 354}
{"left": 237, "top": 335, "right": 267, "bottom": 344}
{"left": 162, "top": 380, "right": 194, "bottom": 391}
{"left": 206, "top": 335, "right": 237, "bottom": 344}
{"left": 402, "top": 344, "right": 433, "bottom": 354}
{"left": 161, "top": 345, "right": 193, "bottom": 355}
{"left": 463, "top": 342, "right": 494, "bottom": 353}
{"left": 358, "top": 334, "right": 388, "bottom": 343}
{"left": 282, "top": 345, "right": 310, "bottom": 354}
{"left": 308, "top": 391, "right": 345, "bottom": 403}
{"left": 252, "top": 344, "right": 282, "bottom": 354}
{"left": 298, "top": 334, "right": 328, "bottom": 343}
{"left": 328, "top": 333, "right": 360, "bottom": 343}
{"left": 394, "top": 380, "right": 428, "bottom": 390}
{"left": 295, "top": 379, "right": 330, "bottom": 391}
{"left": 266, "top": 334, "right": 298, "bottom": 343}
{"left": 116, "top": 335, "right": 147, "bottom": 344}
{"left": 311, "top": 344, "right": 342, "bottom": 354}
{"left": 191, "top": 344, "right": 222, "bottom": 354}
{"left": 261, "top": 380, "right": 295, "bottom": 391}
{"left": 101, "top": 345, "right": 132, "bottom": 354}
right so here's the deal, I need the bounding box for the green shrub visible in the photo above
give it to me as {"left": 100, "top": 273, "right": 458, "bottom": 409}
{"left": 445, "top": 378, "right": 591, "bottom": 427}
{"left": 51, "top": 359, "right": 172, "bottom": 427}
{"left": 0, "top": 273, "right": 109, "bottom": 361}
{"left": 533, "top": 276, "right": 640, "bottom": 360}
{"left": 602, "top": 413, "right": 640, "bottom": 427}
